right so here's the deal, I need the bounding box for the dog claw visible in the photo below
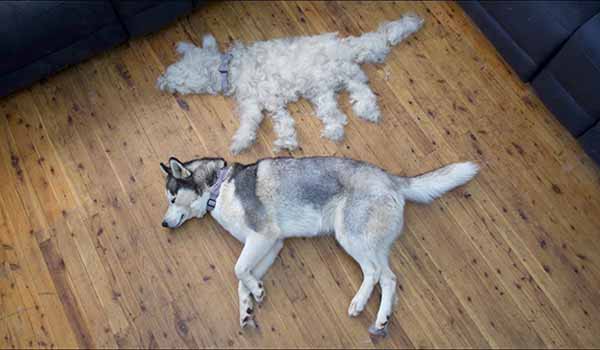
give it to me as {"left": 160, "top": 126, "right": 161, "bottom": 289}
{"left": 368, "top": 324, "right": 388, "bottom": 338}
{"left": 240, "top": 314, "right": 257, "bottom": 329}
{"left": 254, "top": 289, "right": 265, "bottom": 304}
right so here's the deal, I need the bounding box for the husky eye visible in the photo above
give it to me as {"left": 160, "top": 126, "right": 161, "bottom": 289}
{"left": 171, "top": 197, "right": 176, "bottom": 204}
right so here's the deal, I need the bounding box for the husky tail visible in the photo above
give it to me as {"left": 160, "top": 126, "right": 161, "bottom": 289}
{"left": 346, "top": 12, "right": 424, "bottom": 64}
{"left": 397, "top": 162, "right": 479, "bottom": 203}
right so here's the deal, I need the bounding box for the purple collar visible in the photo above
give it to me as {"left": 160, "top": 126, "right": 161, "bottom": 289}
{"left": 218, "top": 53, "right": 232, "bottom": 93}
{"left": 206, "top": 167, "right": 230, "bottom": 211}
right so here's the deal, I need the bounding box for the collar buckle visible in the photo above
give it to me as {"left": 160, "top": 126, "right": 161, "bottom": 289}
{"left": 219, "top": 53, "right": 232, "bottom": 92}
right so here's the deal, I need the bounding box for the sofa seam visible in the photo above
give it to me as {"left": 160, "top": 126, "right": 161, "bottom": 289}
{"left": 534, "top": 70, "right": 597, "bottom": 138}
{"left": 108, "top": 0, "right": 133, "bottom": 39}
{"left": 109, "top": 1, "right": 191, "bottom": 38}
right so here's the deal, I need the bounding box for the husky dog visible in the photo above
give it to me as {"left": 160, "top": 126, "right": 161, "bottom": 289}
{"left": 157, "top": 13, "right": 424, "bottom": 154}
{"left": 160, "top": 156, "right": 478, "bottom": 336}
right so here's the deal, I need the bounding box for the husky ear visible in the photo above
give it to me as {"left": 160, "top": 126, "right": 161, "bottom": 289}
{"left": 216, "top": 159, "right": 226, "bottom": 169}
{"left": 160, "top": 162, "right": 171, "bottom": 176}
{"left": 202, "top": 34, "right": 217, "bottom": 50}
{"left": 208, "top": 159, "right": 227, "bottom": 173}
{"left": 169, "top": 157, "right": 191, "bottom": 179}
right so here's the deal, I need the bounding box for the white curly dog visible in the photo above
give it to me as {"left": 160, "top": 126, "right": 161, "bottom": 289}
{"left": 157, "top": 13, "right": 424, "bottom": 154}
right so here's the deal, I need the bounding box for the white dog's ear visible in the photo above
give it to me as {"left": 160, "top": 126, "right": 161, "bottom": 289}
{"left": 169, "top": 157, "right": 191, "bottom": 179}
{"left": 176, "top": 41, "right": 196, "bottom": 55}
{"left": 202, "top": 34, "right": 218, "bottom": 50}
{"left": 160, "top": 162, "right": 171, "bottom": 176}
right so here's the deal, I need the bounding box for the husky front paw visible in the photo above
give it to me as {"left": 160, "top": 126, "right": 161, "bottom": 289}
{"left": 240, "top": 309, "right": 257, "bottom": 329}
{"left": 252, "top": 282, "right": 265, "bottom": 304}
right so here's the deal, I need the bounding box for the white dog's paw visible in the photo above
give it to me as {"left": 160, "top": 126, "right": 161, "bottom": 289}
{"left": 229, "top": 135, "right": 254, "bottom": 155}
{"left": 348, "top": 296, "right": 367, "bottom": 317}
{"left": 272, "top": 136, "right": 298, "bottom": 153}
{"left": 321, "top": 124, "right": 345, "bottom": 141}
{"left": 352, "top": 101, "right": 381, "bottom": 123}
{"left": 230, "top": 142, "right": 245, "bottom": 155}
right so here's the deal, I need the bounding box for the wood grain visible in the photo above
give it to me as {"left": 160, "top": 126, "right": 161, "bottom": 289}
{"left": 1, "top": 1, "right": 599, "bottom": 348}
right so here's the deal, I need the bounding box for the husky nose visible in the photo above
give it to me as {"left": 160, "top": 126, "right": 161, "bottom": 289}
{"left": 161, "top": 220, "right": 169, "bottom": 228}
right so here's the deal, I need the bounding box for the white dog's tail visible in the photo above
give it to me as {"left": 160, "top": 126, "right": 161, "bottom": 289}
{"left": 378, "top": 12, "right": 425, "bottom": 46}
{"left": 346, "top": 13, "right": 424, "bottom": 64}
{"left": 396, "top": 162, "right": 479, "bottom": 203}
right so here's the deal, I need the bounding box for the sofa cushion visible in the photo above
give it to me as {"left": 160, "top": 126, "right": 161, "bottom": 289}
{"left": 532, "top": 13, "right": 600, "bottom": 137}
{"left": 0, "top": 1, "right": 127, "bottom": 97}
{"left": 460, "top": 1, "right": 600, "bottom": 81}
{"left": 0, "top": 1, "right": 123, "bottom": 76}
{"left": 111, "top": 0, "right": 194, "bottom": 37}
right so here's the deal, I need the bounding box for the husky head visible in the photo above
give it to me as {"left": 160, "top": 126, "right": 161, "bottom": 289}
{"left": 156, "top": 34, "right": 224, "bottom": 95}
{"left": 160, "top": 157, "right": 227, "bottom": 229}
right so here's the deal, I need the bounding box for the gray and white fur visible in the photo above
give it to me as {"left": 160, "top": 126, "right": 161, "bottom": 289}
{"left": 157, "top": 13, "right": 424, "bottom": 154}
{"left": 161, "top": 156, "right": 478, "bottom": 336}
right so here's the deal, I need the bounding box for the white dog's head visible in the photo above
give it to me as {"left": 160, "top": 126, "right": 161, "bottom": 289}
{"left": 160, "top": 157, "right": 226, "bottom": 229}
{"left": 157, "top": 34, "right": 223, "bottom": 95}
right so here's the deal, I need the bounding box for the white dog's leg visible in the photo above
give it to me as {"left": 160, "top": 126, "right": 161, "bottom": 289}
{"left": 238, "top": 239, "right": 284, "bottom": 328}
{"left": 310, "top": 92, "right": 348, "bottom": 141}
{"left": 231, "top": 100, "right": 264, "bottom": 154}
{"left": 346, "top": 79, "right": 381, "bottom": 122}
{"left": 271, "top": 108, "right": 298, "bottom": 152}
{"left": 235, "top": 234, "right": 277, "bottom": 303}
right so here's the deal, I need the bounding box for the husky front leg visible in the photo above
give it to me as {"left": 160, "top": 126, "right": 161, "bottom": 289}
{"left": 239, "top": 239, "right": 284, "bottom": 328}
{"left": 235, "top": 234, "right": 277, "bottom": 304}
{"left": 230, "top": 100, "right": 264, "bottom": 154}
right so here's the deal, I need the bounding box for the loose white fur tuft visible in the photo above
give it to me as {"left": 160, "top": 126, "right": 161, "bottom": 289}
{"left": 400, "top": 162, "right": 479, "bottom": 203}
{"left": 157, "top": 13, "right": 424, "bottom": 154}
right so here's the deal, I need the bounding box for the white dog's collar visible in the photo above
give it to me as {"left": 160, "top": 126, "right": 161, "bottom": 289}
{"left": 207, "top": 166, "right": 230, "bottom": 211}
{"left": 218, "top": 53, "right": 233, "bottom": 93}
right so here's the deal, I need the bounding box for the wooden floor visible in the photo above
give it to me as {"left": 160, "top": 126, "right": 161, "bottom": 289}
{"left": 1, "top": 1, "right": 600, "bottom": 348}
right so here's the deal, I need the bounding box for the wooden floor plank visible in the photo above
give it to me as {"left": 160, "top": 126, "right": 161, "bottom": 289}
{"left": 1, "top": 1, "right": 599, "bottom": 348}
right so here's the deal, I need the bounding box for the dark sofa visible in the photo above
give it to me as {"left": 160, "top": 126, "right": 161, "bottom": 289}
{"left": 0, "top": 0, "right": 202, "bottom": 98}
{"left": 459, "top": 1, "right": 600, "bottom": 166}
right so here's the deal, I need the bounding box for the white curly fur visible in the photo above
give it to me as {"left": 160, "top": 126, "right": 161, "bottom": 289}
{"left": 157, "top": 13, "right": 424, "bottom": 154}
